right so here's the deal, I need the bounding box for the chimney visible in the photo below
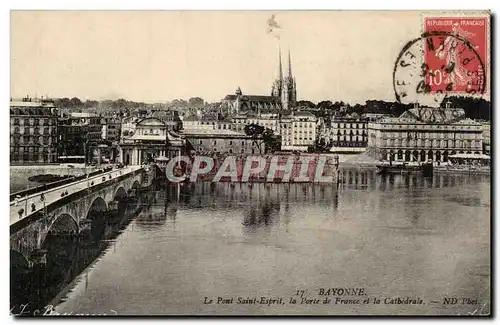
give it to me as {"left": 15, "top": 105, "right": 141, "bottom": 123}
{"left": 413, "top": 102, "right": 419, "bottom": 109}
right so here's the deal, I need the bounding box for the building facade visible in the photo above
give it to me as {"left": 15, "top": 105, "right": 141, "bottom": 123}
{"left": 57, "top": 112, "right": 103, "bottom": 162}
{"left": 182, "top": 129, "right": 265, "bottom": 155}
{"left": 323, "top": 115, "right": 368, "bottom": 153}
{"left": 282, "top": 111, "right": 317, "bottom": 151}
{"left": 481, "top": 121, "right": 490, "bottom": 155}
{"left": 367, "top": 106, "right": 483, "bottom": 163}
{"left": 222, "top": 87, "right": 282, "bottom": 115}
{"left": 231, "top": 110, "right": 317, "bottom": 152}
{"left": 101, "top": 116, "right": 121, "bottom": 143}
{"left": 120, "top": 117, "right": 186, "bottom": 165}
{"left": 10, "top": 98, "right": 58, "bottom": 164}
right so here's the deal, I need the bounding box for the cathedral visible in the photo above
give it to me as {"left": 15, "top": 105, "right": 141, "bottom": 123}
{"left": 271, "top": 47, "right": 297, "bottom": 110}
{"left": 222, "top": 47, "right": 297, "bottom": 115}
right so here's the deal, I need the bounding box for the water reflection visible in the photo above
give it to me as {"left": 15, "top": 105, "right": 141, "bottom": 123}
{"left": 339, "top": 168, "right": 490, "bottom": 191}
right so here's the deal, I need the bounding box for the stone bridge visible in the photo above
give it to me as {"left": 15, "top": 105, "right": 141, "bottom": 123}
{"left": 10, "top": 165, "right": 156, "bottom": 268}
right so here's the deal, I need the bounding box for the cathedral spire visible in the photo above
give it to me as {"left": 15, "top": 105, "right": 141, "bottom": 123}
{"left": 287, "top": 47, "right": 292, "bottom": 79}
{"left": 278, "top": 45, "right": 283, "bottom": 82}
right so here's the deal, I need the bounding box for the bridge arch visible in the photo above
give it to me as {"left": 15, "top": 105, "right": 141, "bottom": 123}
{"left": 49, "top": 213, "right": 78, "bottom": 235}
{"left": 114, "top": 186, "right": 127, "bottom": 200}
{"left": 85, "top": 196, "right": 108, "bottom": 220}
{"left": 38, "top": 213, "right": 79, "bottom": 250}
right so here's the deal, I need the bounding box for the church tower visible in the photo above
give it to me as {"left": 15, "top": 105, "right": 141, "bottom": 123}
{"left": 281, "top": 48, "right": 297, "bottom": 110}
{"left": 271, "top": 46, "right": 283, "bottom": 97}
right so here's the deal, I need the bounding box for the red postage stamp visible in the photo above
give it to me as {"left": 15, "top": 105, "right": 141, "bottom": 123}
{"left": 423, "top": 16, "right": 488, "bottom": 94}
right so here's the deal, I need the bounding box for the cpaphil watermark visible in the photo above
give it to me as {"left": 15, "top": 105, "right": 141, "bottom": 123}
{"left": 164, "top": 155, "right": 337, "bottom": 183}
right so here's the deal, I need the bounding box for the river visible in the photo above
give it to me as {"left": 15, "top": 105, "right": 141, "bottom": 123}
{"left": 10, "top": 168, "right": 491, "bottom": 316}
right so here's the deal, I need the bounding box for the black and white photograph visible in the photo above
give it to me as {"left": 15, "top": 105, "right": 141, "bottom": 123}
{"left": 8, "top": 10, "right": 491, "bottom": 316}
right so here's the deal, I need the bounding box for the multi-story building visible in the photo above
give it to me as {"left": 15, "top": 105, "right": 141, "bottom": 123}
{"left": 283, "top": 111, "right": 317, "bottom": 151}
{"left": 10, "top": 98, "right": 58, "bottom": 164}
{"left": 323, "top": 115, "right": 368, "bottom": 153}
{"left": 481, "top": 121, "right": 490, "bottom": 155}
{"left": 101, "top": 116, "right": 121, "bottom": 143}
{"left": 367, "top": 104, "right": 483, "bottom": 163}
{"left": 182, "top": 129, "right": 265, "bottom": 155}
{"left": 100, "top": 116, "right": 122, "bottom": 162}
{"left": 182, "top": 115, "right": 219, "bottom": 132}
{"left": 57, "top": 112, "right": 103, "bottom": 162}
{"left": 230, "top": 110, "right": 317, "bottom": 152}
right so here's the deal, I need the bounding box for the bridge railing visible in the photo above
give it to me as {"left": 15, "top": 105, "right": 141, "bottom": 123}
{"left": 10, "top": 166, "right": 116, "bottom": 202}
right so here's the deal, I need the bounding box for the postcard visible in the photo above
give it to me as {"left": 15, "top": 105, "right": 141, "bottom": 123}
{"left": 10, "top": 10, "right": 491, "bottom": 316}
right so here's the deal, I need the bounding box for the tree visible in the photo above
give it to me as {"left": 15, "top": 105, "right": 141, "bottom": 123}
{"left": 297, "top": 100, "right": 316, "bottom": 108}
{"left": 69, "top": 97, "right": 82, "bottom": 108}
{"left": 244, "top": 123, "right": 265, "bottom": 137}
{"left": 316, "top": 100, "right": 333, "bottom": 110}
{"left": 243, "top": 124, "right": 276, "bottom": 154}
{"left": 188, "top": 97, "right": 205, "bottom": 107}
{"left": 171, "top": 99, "right": 188, "bottom": 108}
{"left": 442, "top": 96, "right": 491, "bottom": 120}
{"left": 83, "top": 100, "right": 99, "bottom": 108}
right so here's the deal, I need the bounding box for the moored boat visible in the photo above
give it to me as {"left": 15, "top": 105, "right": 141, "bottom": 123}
{"left": 376, "top": 161, "right": 433, "bottom": 176}
{"left": 433, "top": 153, "right": 490, "bottom": 175}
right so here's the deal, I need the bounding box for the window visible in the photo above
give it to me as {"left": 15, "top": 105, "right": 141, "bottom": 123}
{"left": 34, "top": 127, "right": 40, "bottom": 135}
{"left": 24, "top": 119, "right": 29, "bottom": 126}
{"left": 13, "top": 118, "right": 19, "bottom": 126}
{"left": 23, "top": 136, "right": 30, "bottom": 144}
{"left": 213, "top": 140, "right": 216, "bottom": 145}
{"left": 229, "top": 140, "right": 232, "bottom": 145}
{"left": 14, "top": 127, "right": 20, "bottom": 134}
{"left": 33, "top": 119, "right": 39, "bottom": 126}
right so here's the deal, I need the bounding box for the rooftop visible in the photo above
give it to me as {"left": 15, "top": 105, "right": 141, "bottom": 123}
{"left": 70, "top": 112, "right": 99, "bottom": 118}
{"left": 224, "top": 94, "right": 281, "bottom": 103}
{"left": 181, "top": 128, "right": 250, "bottom": 138}
{"left": 293, "top": 111, "right": 315, "bottom": 117}
{"left": 10, "top": 100, "right": 55, "bottom": 108}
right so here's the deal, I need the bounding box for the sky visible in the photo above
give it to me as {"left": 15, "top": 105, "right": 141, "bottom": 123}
{"left": 9, "top": 11, "right": 486, "bottom": 104}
